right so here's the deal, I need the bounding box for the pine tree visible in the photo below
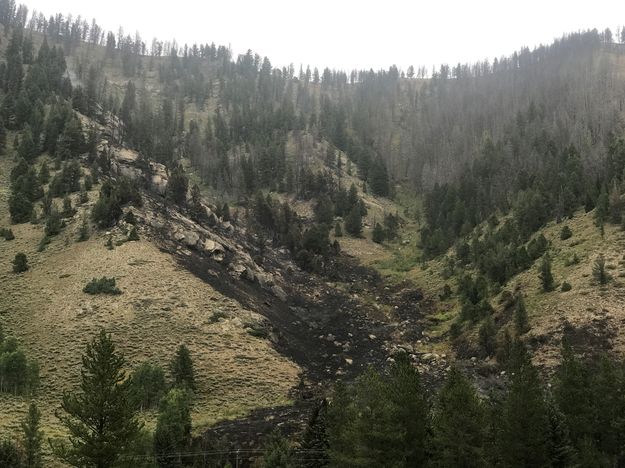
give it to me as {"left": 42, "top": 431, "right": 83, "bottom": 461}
{"left": 171, "top": 344, "right": 195, "bottom": 390}
{"left": 539, "top": 253, "right": 555, "bottom": 292}
{"left": 429, "top": 367, "right": 487, "bottom": 468}
{"left": 372, "top": 222, "right": 385, "bottom": 243}
{"left": 344, "top": 205, "right": 362, "bottom": 237}
{"left": 259, "top": 430, "right": 294, "bottom": 468}
{"left": 554, "top": 339, "right": 595, "bottom": 446}
{"left": 546, "top": 399, "right": 576, "bottom": 468}
{"left": 592, "top": 254, "right": 610, "bottom": 285}
{"left": 12, "top": 252, "right": 29, "bottom": 273}
{"left": 21, "top": 401, "right": 43, "bottom": 468}
{"left": 300, "top": 400, "right": 329, "bottom": 467}
{"left": 514, "top": 294, "right": 530, "bottom": 334}
{"left": 334, "top": 221, "right": 343, "bottom": 237}
{"left": 51, "top": 330, "right": 142, "bottom": 467}
{"left": 77, "top": 216, "right": 90, "bottom": 242}
{"left": 497, "top": 342, "right": 550, "bottom": 467}
{"left": 595, "top": 185, "right": 609, "bottom": 233}
{"left": 369, "top": 159, "right": 390, "bottom": 197}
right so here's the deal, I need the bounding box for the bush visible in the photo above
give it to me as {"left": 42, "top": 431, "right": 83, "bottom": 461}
{"left": 77, "top": 216, "right": 90, "bottom": 242}
{"left": 560, "top": 225, "right": 572, "bottom": 240}
{"left": 83, "top": 277, "right": 122, "bottom": 295}
{"left": 561, "top": 281, "right": 572, "bottom": 292}
{"left": 12, "top": 253, "right": 29, "bottom": 273}
{"left": 1, "top": 228, "right": 14, "bottom": 241}
{"left": 127, "top": 227, "right": 140, "bottom": 241}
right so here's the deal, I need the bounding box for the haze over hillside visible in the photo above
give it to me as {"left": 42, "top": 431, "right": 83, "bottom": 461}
{"left": 1, "top": 0, "right": 625, "bottom": 466}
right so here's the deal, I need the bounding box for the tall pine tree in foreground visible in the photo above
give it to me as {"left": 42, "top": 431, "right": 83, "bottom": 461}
{"left": 22, "top": 401, "right": 43, "bottom": 468}
{"left": 429, "top": 367, "right": 488, "bottom": 467}
{"left": 497, "top": 341, "right": 550, "bottom": 467}
{"left": 51, "top": 330, "right": 142, "bottom": 468}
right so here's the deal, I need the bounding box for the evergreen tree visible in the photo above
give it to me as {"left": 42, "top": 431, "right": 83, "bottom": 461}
{"left": 153, "top": 388, "right": 192, "bottom": 467}
{"left": 12, "top": 252, "right": 29, "bottom": 273}
{"left": 594, "top": 185, "right": 609, "bottom": 232}
{"left": 372, "top": 222, "right": 385, "bottom": 243}
{"left": 344, "top": 205, "right": 362, "bottom": 237}
{"left": 429, "top": 367, "right": 487, "bottom": 468}
{"left": 539, "top": 253, "right": 555, "bottom": 292}
{"left": 21, "top": 401, "right": 43, "bottom": 468}
{"left": 369, "top": 159, "right": 390, "bottom": 197}
{"left": 259, "top": 430, "right": 294, "bottom": 468}
{"left": 334, "top": 221, "right": 343, "bottom": 237}
{"left": 170, "top": 344, "right": 195, "bottom": 390}
{"left": 497, "top": 342, "right": 550, "bottom": 467}
{"left": 0, "top": 439, "right": 21, "bottom": 468}
{"left": 300, "top": 400, "right": 329, "bottom": 467}
{"left": 546, "top": 399, "right": 576, "bottom": 468}
{"left": 554, "top": 340, "right": 595, "bottom": 448}
{"left": 167, "top": 165, "right": 188, "bottom": 205}
{"left": 9, "top": 191, "right": 33, "bottom": 223}
{"left": 514, "top": 294, "right": 530, "bottom": 334}
{"left": 592, "top": 254, "right": 610, "bottom": 285}
{"left": 51, "top": 330, "right": 142, "bottom": 467}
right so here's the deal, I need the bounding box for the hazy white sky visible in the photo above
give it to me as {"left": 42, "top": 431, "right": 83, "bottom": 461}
{"left": 22, "top": 0, "right": 625, "bottom": 71}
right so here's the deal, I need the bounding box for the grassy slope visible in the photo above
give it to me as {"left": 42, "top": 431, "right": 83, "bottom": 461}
{"left": 0, "top": 150, "right": 299, "bottom": 458}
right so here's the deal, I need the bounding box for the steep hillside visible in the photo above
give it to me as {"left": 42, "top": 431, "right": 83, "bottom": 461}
{"left": 0, "top": 149, "right": 300, "bottom": 438}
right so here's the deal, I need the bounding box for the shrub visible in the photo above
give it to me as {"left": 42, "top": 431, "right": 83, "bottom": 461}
{"left": 77, "top": 216, "right": 90, "bottom": 242}
{"left": 127, "top": 227, "right": 140, "bottom": 241}
{"left": 560, "top": 225, "right": 572, "bottom": 240}
{"left": 124, "top": 210, "right": 137, "bottom": 225}
{"left": 1, "top": 228, "right": 14, "bottom": 241}
{"left": 12, "top": 253, "right": 29, "bottom": 273}
{"left": 83, "top": 277, "right": 122, "bottom": 295}
{"left": 561, "top": 281, "right": 572, "bottom": 292}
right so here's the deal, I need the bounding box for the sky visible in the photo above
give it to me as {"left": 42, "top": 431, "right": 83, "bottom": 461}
{"left": 21, "top": 0, "right": 625, "bottom": 71}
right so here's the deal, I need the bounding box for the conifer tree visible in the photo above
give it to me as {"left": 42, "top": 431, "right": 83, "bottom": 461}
{"left": 514, "top": 294, "right": 530, "bottom": 334}
{"left": 430, "top": 368, "right": 487, "bottom": 467}
{"left": 372, "top": 222, "right": 385, "bottom": 243}
{"left": 300, "top": 400, "right": 329, "bottom": 467}
{"left": 344, "top": 205, "right": 362, "bottom": 237}
{"left": 592, "top": 254, "right": 610, "bottom": 285}
{"left": 170, "top": 344, "right": 195, "bottom": 390}
{"left": 52, "top": 330, "right": 142, "bottom": 467}
{"left": 497, "top": 342, "right": 550, "bottom": 467}
{"left": 21, "top": 401, "right": 43, "bottom": 468}
{"left": 539, "top": 253, "right": 555, "bottom": 292}
{"left": 12, "top": 252, "right": 29, "bottom": 273}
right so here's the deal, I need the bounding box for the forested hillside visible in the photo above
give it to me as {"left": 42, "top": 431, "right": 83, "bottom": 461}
{"left": 2, "top": 0, "right": 625, "bottom": 465}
